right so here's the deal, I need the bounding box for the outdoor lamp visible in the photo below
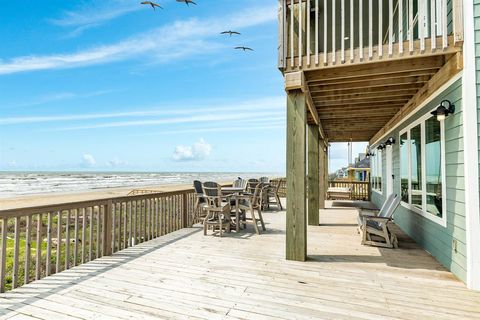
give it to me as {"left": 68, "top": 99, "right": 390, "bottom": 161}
{"left": 431, "top": 100, "right": 455, "bottom": 121}
{"left": 385, "top": 137, "right": 396, "bottom": 146}
{"left": 377, "top": 144, "right": 385, "bottom": 150}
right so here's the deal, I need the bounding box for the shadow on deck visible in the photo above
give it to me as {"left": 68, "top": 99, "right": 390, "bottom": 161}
{"left": 1, "top": 201, "right": 480, "bottom": 320}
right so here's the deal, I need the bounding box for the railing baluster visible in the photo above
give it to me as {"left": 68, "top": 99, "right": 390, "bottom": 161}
{"left": 341, "top": 0, "right": 345, "bottom": 63}
{"left": 133, "top": 200, "right": 138, "bottom": 245}
{"left": 89, "top": 207, "right": 94, "bottom": 261}
{"left": 388, "top": 0, "right": 393, "bottom": 56}
{"left": 306, "top": 0, "right": 310, "bottom": 66}
{"left": 323, "top": 0, "right": 327, "bottom": 65}
{"left": 96, "top": 206, "right": 100, "bottom": 258}
{"left": 419, "top": 0, "right": 425, "bottom": 52}
{"left": 117, "top": 203, "right": 122, "bottom": 250}
{"left": 442, "top": 0, "right": 448, "bottom": 48}
{"left": 359, "top": 0, "right": 363, "bottom": 61}
{"left": 409, "top": 0, "right": 413, "bottom": 53}
{"left": 399, "top": 0, "right": 403, "bottom": 54}
{"left": 81, "top": 208, "right": 86, "bottom": 263}
{"left": 0, "top": 218, "right": 8, "bottom": 293}
{"left": 24, "top": 215, "right": 32, "bottom": 284}
{"left": 123, "top": 203, "right": 127, "bottom": 247}
{"left": 298, "top": 0, "right": 302, "bottom": 67}
{"left": 290, "top": 0, "right": 294, "bottom": 67}
{"left": 46, "top": 212, "right": 52, "bottom": 276}
{"left": 65, "top": 210, "right": 70, "bottom": 270}
{"left": 431, "top": 0, "right": 436, "bottom": 51}
{"left": 112, "top": 203, "right": 117, "bottom": 252}
{"left": 74, "top": 209, "right": 79, "bottom": 266}
{"left": 332, "top": 0, "right": 336, "bottom": 64}
{"left": 12, "top": 217, "right": 20, "bottom": 288}
{"left": 350, "top": 0, "right": 354, "bottom": 62}
{"left": 55, "top": 211, "right": 61, "bottom": 274}
{"left": 315, "top": 0, "right": 319, "bottom": 65}
{"left": 369, "top": 0, "right": 373, "bottom": 59}
{"left": 35, "top": 214, "right": 42, "bottom": 280}
{"left": 378, "top": 0, "right": 383, "bottom": 58}
{"left": 128, "top": 201, "right": 133, "bottom": 247}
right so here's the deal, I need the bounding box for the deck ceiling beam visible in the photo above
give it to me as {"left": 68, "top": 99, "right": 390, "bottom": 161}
{"left": 309, "top": 70, "right": 438, "bottom": 86}
{"left": 309, "top": 76, "right": 431, "bottom": 92}
{"left": 314, "top": 97, "right": 411, "bottom": 107}
{"left": 311, "top": 85, "right": 423, "bottom": 98}
{"left": 313, "top": 90, "right": 418, "bottom": 102}
{"left": 305, "top": 56, "right": 446, "bottom": 83}
{"left": 370, "top": 53, "right": 464, "bottom": 144}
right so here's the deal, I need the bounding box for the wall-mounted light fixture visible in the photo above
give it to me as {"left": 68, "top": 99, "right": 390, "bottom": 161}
{"left": 385, "top": 137, "right": 396, "bottom": 146}
{"left": 431, "top": 100, "right": 455, "bottom": 122}
{"left": 377, "top": 144, "right": 385, "bottom": 151}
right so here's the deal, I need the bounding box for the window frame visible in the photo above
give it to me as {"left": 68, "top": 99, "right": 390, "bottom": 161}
{"left": 399, "top": 110, "right": 447, "bottom": 227}
{"left": 372, "top": 149, "right": 383, "bottom": 194}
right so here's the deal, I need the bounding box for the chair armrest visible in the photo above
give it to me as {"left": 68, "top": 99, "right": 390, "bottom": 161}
{"left": 364, "top": 216, "right": 392, "bottom": 222}
{"left": 358, "top": 209, "right": 378, "bottom": 217}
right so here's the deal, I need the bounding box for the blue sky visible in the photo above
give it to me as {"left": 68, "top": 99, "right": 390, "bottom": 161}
{"left": 0, "top": 0, "right": 366, "bottom": 173}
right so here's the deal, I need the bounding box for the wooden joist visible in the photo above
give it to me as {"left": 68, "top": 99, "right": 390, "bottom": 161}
{"left": 370, "top": 53, "right": 463, "bottom": 144}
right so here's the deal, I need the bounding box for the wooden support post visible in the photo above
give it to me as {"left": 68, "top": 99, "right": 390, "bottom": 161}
{"left": 286, "top": 90, "right": 307, "bottom": 261}
{"left": 319, "top": 140, "right": 326, "bottom": 210}
{"left": 325, "top": 144, "right": 329, "bottom": 200}
{"left": 307, "top": 124, "right": 320, "bottom": 226}
{"left": 182, "top": 193, "right": 189, "bottom": 228}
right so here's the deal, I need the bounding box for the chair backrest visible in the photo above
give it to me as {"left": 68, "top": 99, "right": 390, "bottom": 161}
{"left": 202, "top": 182, "right": 221, "bottom": 208}
{"left": 251, "top": 183, "right": 264, "bottom": 206}
{"left": 247, "top": 178, "right": 259, "bottom": 193}
{"left": 259, "top": 177, "right": 269, "bottom": 183}
{"left": 233, "top": 178, "right": 247, "bottom": 190}
{"left": 378, "top": 194, "right": 401, "bottom": 227}
{"left": 378, "top": 194, "right": 396, "bottom": 218}
{"left": 193, "top": 180, "right": 205, "bottom": 203}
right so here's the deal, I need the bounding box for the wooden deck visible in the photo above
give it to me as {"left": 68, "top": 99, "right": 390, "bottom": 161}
{"left": 1, "top": 202, "right": 479, "bottom": 320}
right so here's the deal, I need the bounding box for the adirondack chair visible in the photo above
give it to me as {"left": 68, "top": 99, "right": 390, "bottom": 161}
{"left": 232, "top": 178, "right": 248, "bottom": 190}
{"left": 357, "top": 194, "right": 401, "bottom": 248}
{"left": 202, "top": 182, "right": 233, "bottom": 237}
{"left": 264, "top": 179, "right": 283, "bottom": 210}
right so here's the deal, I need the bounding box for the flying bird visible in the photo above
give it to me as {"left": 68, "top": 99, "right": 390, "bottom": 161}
{"left": 141, "top": 1, "right": 163, "bottom": 10}
{"left": 221, "top": 31, "right": 241, "bottom": 36}
{"left": 176, "top": 0, "right": 197, "bottom": 6}
{"left": 235, "top": 46, "right": 254, "bottom": 52}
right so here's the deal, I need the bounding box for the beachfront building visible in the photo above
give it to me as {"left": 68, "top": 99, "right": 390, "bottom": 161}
{"left": 278, "top": 0, "right": 480, "bottom": 290}
{"left": 347, "top": 153, "right": 370, "bottom": 182}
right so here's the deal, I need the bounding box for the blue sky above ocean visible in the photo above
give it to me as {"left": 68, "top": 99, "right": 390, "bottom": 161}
{"left": 0, "top": 0, "right": 366, "bottom": 173}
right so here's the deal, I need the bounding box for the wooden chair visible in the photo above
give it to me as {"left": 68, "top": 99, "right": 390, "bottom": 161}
{"left": 193, "top": 180, "right": 207, "bottom": 222}
{"left": 259, "top": 177, "right": 270, "bottom": 183}
{"left": 238, "top": 183, "right": 266, "bottom": 234}
{"left": 357, "top": 194, "right": 401, "bottom": 248}
{"left": 265, "top": 179, "right": 283, "bottom": 210}
{"left": 202, "top": 182, "right": 232, "bottom": 237}
{"left": 232, "top": 178, "right": 247, "bottom": 190}
{"left": 246, "top": 178, "right": 259, "bottom": 194}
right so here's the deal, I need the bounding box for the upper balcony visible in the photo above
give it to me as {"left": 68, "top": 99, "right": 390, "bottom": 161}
{"left": 278, "top": 0, "right": 464, "bottom": 73}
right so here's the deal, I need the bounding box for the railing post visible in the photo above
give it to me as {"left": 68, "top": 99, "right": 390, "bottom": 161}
{"left": 182, "top": 193, "right": 189, "bottom": 228}
{"left": 0, "top": 218, "right": 7, "bottom": 293}
{"left": 103, "top": 200, "right": 113, "bottom": 256}
{"left": 452, "top": 0, "right": 464, "bottom": 46}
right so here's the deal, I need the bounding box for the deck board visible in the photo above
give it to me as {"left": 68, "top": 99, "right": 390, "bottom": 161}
{"left": 0, "top": 202, "right": 479, "bottom": 320}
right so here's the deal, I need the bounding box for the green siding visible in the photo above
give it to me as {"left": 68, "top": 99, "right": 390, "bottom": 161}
{"left": 372, "top": 79, "right": 467, "bottom": 282}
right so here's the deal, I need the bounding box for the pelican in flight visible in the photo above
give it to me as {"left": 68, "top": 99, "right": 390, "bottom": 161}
{"left": 235, "top": 46, "right": 254, "bottom": 52}
{"left": 221, "top": 31, "right": 241, "bottom": 36}
{"left": 141, "top": 1, "right": 163, "bottom": 10}
{"left": 176, "top": 0, "right": 197, "bottom": 6}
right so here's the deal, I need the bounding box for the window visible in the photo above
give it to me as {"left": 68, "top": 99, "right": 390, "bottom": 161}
{"left": 400, "top": 133, "right": 409, "bottom": 203}
{"left": 372, "top": 149, "right": 383, "bottom": 193}
{"left": 399, "top": 112, "right": 446, "bottom": 226}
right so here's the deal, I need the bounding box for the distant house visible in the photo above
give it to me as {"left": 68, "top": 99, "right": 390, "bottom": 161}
{"left": 333, "top": 167, "right": 348, "bottom": 180}
{"left": 347, "top": 154, "right": 370, "bottom": 182}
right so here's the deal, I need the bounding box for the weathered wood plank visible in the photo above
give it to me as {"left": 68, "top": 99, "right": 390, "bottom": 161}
{"left": 307, "top": 124, "right": 320, "bottom": 226}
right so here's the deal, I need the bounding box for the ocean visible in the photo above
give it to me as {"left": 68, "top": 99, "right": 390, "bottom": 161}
{"left": 0, "top": 172, "right": 282, "bottom": 198}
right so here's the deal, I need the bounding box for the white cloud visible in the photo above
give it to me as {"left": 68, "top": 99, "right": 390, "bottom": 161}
{"left": 50, "top": 0, "right": 142, "bottom": 37}
{"left": 82, "top": 154, "right": 96, "bottom": 167}
{"left": 7, "top": 160, "right": 17, "bottom": 168}
{"left": 172, "top": 138, "right": 212, "bottom": 162}
{"left": 106, "top": 158, "right": 127, "bottom": 167}
{"left": 0, "top": 5, "right": 276, "bottom": 75}
{"left": 1, "top": 96, "right": 284, "bottom": 126}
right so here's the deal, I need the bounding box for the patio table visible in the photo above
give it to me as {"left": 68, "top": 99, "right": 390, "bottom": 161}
{"left": 222, "top": 187, "right": 245, "bottom": 232}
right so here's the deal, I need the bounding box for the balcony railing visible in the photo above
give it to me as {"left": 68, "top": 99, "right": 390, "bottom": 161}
{"left": 278, "top": 0, "right": 463, "bottom": 71}
{"left": 0, "top": 187, "right": 200, "bottom": 293}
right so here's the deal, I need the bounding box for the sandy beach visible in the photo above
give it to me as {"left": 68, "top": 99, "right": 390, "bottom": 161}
{"left": 0, "top": 183, "right": 196, "bottom": 212}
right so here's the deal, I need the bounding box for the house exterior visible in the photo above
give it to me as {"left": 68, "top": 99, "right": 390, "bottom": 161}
{"left": 347, "top": 153, "right": 370, "bottom": 181}
{"left": 278, "top": 0, "right": 480, "bottom": 290}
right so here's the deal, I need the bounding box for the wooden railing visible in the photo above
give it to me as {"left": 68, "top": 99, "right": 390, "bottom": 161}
{"left": 328, "top": 180, "right": 371, "bottom": 200}
{"left": 278, "top": 0, "right": 463, "bottom": 71}
{"left": 0, "top": 188, "right": 199, "bottom": 293}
